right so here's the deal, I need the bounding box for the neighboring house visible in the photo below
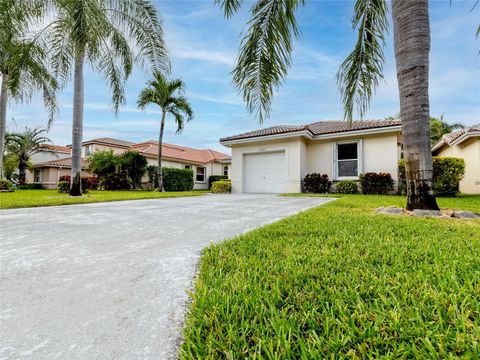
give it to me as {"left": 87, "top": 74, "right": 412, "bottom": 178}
{"left": 26, "top": 144, "right": 72, "bottom": 184}
{"left": 220, "top": 119, "right": 402, "bottom": 194}
{"left": 30, "top": 137, "right": 231, "bottom": 190}
{"left": 432, "top": 124, "right": 480, "bottom": 194}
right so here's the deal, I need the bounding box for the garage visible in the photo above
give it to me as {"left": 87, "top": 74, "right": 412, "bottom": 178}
{"left": 243, "top": 151, "right": 288, "bottom": 193}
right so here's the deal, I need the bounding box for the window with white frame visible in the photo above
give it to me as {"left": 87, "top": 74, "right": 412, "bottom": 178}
{"left": 223, "top": 165, "right": 228, "bottom": 177}
{"left": 196, "top": 167, "right": 206, "bottom": 182}
{"left": 184, "top": 164, "right": 192, "bottom": 170}
{"left": 334, "top": 141, "right": 362, "bottom": 179}
{"left": 34, "top": 169, "right": 41, "bottom": 182}
{"left": 84, "top": 144, "right": 93, "bottom": 156}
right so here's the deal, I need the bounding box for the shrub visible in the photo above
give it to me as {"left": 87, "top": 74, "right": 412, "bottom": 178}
{"left": 359, "top": 172, "right": 394, "bottom": 195}
{"left": 57, "top": 181, "right": 70, "bottom": 193}
{"left": 163, "top": 168, "right": 194, "bottom": 191}
{"left": 398, "top": 157, "right": 465, "bottom": 197}
{"left": 211, "top": 179, "right": 231, "bottom": 194}
{"left": 303, "top": 173, "right": 331, "bottom": 193}
{"left": 118, "top": 151, "right": 148, "bottom": 189}
{"left": 335, "top": 180, "right": 358, "bottom": 194}
{"left": 208, "top": 175, "right": 228, "bottom": 189}
{"left": 16, "top": 183, "right": 43, "bottom": 189}
{"left": 87, "top": 150, "right": 117, "bottom": 179}
{"left": 59, "top": 175, "right": 71, "bottom": 182}
{"left": 0, "top": 179, "right": 13, "bottom": 190}
{"left": 59, "top": 175, "right": 98, "bottom": 191}
{"left": 101, "top": 173, "right": 130, "bottom": 190}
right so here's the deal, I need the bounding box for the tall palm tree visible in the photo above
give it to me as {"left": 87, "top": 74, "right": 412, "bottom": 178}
{"left": 216, "top": 0, "right": 477, "bottom": 210}
{"left": 137, "top": 72, "right": 193, "bottom": 191}
{"left": 6, "top": 126, "right": 50, "bottom": 184}
{"left": 0, "top": 0, "right": 58, "bottom": 179}
{"left": 430, "top": 115, "right": 464, "bottom": 143}
{"left": 41, "top": 0, "right": 169, "bottom": 196}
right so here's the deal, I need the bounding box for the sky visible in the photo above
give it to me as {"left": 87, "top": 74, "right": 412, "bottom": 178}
{"left": 8, "top": 0, "right": 480, "bottom": 154}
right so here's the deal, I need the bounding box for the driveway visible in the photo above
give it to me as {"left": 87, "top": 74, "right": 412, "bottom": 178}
{"left": 0, "top": 194, "right": 333, "bottom": 359}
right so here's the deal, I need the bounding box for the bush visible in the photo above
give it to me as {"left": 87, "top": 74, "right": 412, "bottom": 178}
{"left": 16, "top": 183, "right": 43, "bottom": 189}
{"left": 303, "top": 173, "right": 331, "bottom": 193}
{"left": 57, "top": 181, "right": 70, "bottom": 193}
{"left": 335, "top": 180, "right": 359, "bottom": 194}
{"left": 163, "top": 168, "right": 194, "bottom": 191}
{"left": 59, "top": 175, "right": 98, "bottom": 191}
{"left": 398, "top": 157, "right": 465, "bottom": 197}
{"left": 59, "top": 175, "right": 71, "bottom": 182}
{"left": 118, "top": 151, "right": 148, "bottom": 189}
{"left": 0, "top": 179, "right": 13, "bottom": 190}
{"left": 211, "top": 180, "right": 231, "bottom": 194}
{"left": 359, "top": 172, "right": 394, "bottom": 195}
{"left": 208, "top": 175, "right": 228, "bottom": 189}
{"left": 101, "top": 173, "right": 130, "bottom": 190}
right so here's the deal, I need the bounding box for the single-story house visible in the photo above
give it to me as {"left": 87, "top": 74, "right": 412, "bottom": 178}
{"left": 220, "top": 119, "right": 402, "bottom": 194}
{"left": 29, "top": 137, "right": 231, "bottom": 190}
{"left": 432, "top": 124, "right": 480, "bottom": 194}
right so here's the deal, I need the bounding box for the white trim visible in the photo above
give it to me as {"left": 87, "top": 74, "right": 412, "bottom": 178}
{"left": 195, "top": 166, "right": 206, "bottom": 183}
{"left": 432, "top": 131, "right": 480, "bottom": 151}
{"left": 333, "top": 139, "right": 363, "bottom": 180}
{"left": 312, "top": 126, "right": 401, "bottom": 140}
{"left": 221, "top": 130, "right": 312, "bottom": 146}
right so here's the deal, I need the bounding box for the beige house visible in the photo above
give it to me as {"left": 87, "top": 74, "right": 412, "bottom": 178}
{"left": 432, "top": 125, "right": 480, "bottom": 194}
{"left": 220, "top": 119, "right": 402, "bottom": 194}
{"left": 30, "top": 138, "right": 231, "bottom": 190}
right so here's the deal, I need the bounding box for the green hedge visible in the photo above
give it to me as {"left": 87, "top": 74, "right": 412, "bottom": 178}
{"left": 208, "top": 175, "right": 228, "bottom": 189}
{"left": 16, "top": 183, "right": 43, "bottom": 190}
{"left": 398, "top": 157, "right": 465, "bottom": 197}
{"left": 335, "top": 180, "right": 358, "bottom": 194}
{"left": 211, "top": 179, "right": 231, "bottom": 193}
{"left": 163, "top": 168, "right": 194, "bottom": 191}
{"left": 359, "top": 172, "right": 394, "bottom": 195}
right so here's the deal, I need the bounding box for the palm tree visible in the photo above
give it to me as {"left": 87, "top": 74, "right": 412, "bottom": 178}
{"left": 6, "top": 126, "right": 50, "bottom": 184}
{"left": 41, "top": 0, "right": 169, "bottom": 196}
{"left": 430, "top": 115, "right": 464, "bottom": 143}
{"left": 0, "top": 0, "right": 58, "bottom": 179}
{"left": 215, "top": 0, "right": 478, "bottom": 210}
{"left": 137, "top": 72, "right": 193, "bottom": 191}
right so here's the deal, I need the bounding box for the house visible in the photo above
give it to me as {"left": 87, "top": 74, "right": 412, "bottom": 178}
{"left": 27, "top": 144, "right": 72, "bottom": 184}
{"left": 220, "top": 119, "right": 402, "bottom": 194}
{"left": 29, "top": 137, "right": 231, "bottom": 190}
{"left": 432, "top": 124, "right": 480, "bottom": 194}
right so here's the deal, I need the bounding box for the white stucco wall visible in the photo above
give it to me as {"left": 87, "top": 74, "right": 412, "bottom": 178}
{"left": 434, "top": 137, "right": 480, "bottom": 194}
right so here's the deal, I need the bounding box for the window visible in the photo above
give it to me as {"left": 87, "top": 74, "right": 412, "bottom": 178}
{"left": 184, "top": 164, "right": 191, "bottom": 170}
{"left": 196, "top": 167, "right": 206, "bottom": 182}
{"left": 223, "top": 165, "right": 229, "bottom": 177}
{"left": 335, "top": 141, "right": 361, "bottom": 179}
{"left": 34, "top": 169, "right": 41, "bottom": 183}
{"left": 84, "top": 144, "right": 93, "bottom": 156}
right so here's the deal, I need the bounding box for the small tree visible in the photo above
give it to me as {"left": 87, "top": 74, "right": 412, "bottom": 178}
{"left": 118, "top": 151, "right": 148, "bottom": 189}
{"left": 87, "top": 150, "right": 117, "bottom": 181}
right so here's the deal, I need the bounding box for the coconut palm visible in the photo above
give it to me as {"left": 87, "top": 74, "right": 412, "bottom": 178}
{"left": 430, "top": 115, "right": 464, "bottom": 143}
{"left": 0, "top": 0, "right": 58, "bottom": 179}
{"left": 6, "top": 126, "right": 50, "bottom": 184}
{"left": 137, "top": 72, "right": 193, "bottom": 191}
{"left": 216, "top": 0, "right": 479, "bottom": 210}
{"left": 40, "top": 0, "right": 169, "bottom": 196}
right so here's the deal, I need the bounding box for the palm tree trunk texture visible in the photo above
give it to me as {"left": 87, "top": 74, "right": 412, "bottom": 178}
{"left": 0, "top": 73, "right": 9, "bottom": 179}
{"left": 18, "top": 161, "right": 26, "bottom": 184}
{"left": 392, "top": 0, "right": 439, "bottom": 211}
{"left": 157, "top": 111, "right": 166, "bottom": 192}
{"left": 69, "top": 48, "right": 86, "bottom": 196}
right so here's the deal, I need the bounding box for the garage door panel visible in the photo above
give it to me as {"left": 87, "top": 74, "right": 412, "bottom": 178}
{"left": 244, "top": 151, "right": 287, "bottom": 193}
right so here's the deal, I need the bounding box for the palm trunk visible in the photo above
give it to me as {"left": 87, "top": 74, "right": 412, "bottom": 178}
{"left": 0, "top": 72, "right": 9, "bottom": 179}
{"left": 157, "top": 110, "right": 166, "bottom": 192}
{"left": 69, "top": 48, "right": 85, "bottom": 196}
{"left": 18, "top": 161, "right": 26, "bottom": 184}
{"left": 392, "top": 0, "right": 439, "bottom": 211}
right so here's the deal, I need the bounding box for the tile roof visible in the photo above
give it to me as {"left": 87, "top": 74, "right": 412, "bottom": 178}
{"left": 80, "top": 137, "right": 135, "bottom": 148}
{"left": 220, "top": 119, "right": 401, "bottom": 142}
{"left": 440, "top": 124, "right": 480, "bottom": 146}
{"left": 39, "top": 144, "right": 71, "bottom": 153}
{"left": 34, "top": 157, "right": 88, "bottom": 169}
{"left": 132, "top": 141, "right": 230, "bottom": 164}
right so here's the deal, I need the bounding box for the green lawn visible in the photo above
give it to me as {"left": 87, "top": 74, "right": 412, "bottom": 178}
{"left": 0, "top": 189, "right": 208, "bottom": 209}
{"left": 181, "top": 195, "right": 480, "bottom": 359}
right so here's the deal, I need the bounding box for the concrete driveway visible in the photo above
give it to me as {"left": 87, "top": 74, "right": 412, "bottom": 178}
{"left": 0, "top": 194, "right": 332, "bottom": 359}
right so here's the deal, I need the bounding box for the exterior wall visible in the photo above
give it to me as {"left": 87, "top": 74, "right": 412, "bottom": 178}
{"left": 33, "top": 168, "right": 90, "bottom": 189}
{"left": 230, "top": 132, "right": 401, "bottom": 194}
{"left": 434, "top": 138, "right": 480, "bottom": 194}
{"left": 230, "top": 137, "right": 305, "bottom": 193}
{"left": 30, "top": 150, "right": 70, "bottom": 164}
{"left": 306, "top": 133, "right": 400, "bottom": 183}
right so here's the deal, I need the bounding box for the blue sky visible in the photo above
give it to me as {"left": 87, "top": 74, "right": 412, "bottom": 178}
{"left": 8, "top": 0, "right": 480, "bottom": 153}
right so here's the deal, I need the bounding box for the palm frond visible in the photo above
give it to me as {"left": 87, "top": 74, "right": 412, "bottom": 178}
{"left": 214, "top": 0, "right": 245, "bottom": 18}
{"left": 336, "top": 0, "right": 389, "bottom": 121}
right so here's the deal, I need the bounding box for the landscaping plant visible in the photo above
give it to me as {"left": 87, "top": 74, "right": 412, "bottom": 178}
{"left": 211, "top": 179, "right": 231, "bottom": 194}
{"left": 335, "top": 179, "right": 359, "bottom": 194}
{"left": 359, "top": 172, "right": 394, "bottom": 195}
{"left": 118, "top": 151, "right": 148, "bottom": 189}
{"left": 0, "top": 178, "right": 13, "bottom": 191}
{"left": 303, "top": 173, "right": 331, "bottom": 193}
{"left": 208, "top": 175, "right": 228, "bottom": 189}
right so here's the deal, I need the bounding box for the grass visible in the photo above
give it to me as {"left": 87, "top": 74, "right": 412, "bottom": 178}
{"left": 0, "top": 189, "right": 209, "bottom": 209}
{"left": 180, "top": 195, "right": 480, "bottom": 359}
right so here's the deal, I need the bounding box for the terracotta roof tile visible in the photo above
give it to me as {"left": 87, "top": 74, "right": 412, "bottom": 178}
{"left": 80, "top": 137, "right": 134, "bottom": 148}
{"left": 34, "top": 157, "right": 88, "bottom": 169}
{"left": 440, "top": 124, "right": 480, "bottom": 146}
{"left": 39, "top": 144, "right": 71, "bottom": 153}
{"left": 220, "top": 119, "right": 401, "bottom": 142}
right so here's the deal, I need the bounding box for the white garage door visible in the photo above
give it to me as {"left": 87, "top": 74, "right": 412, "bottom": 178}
{"left": 244, "top": 151, "right": 287, "bottom": 193}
